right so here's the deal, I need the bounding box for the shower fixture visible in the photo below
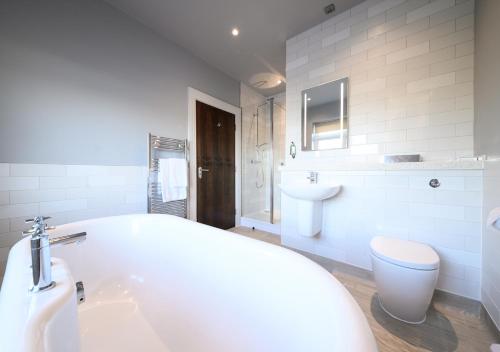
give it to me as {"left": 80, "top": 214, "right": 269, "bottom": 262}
{"left": 248, "top": 111, "right": 266, "bottom": 189}
{"left": 254, "top": 146, "right": 265, "bottom": 189}
{"left": 242, "top": 96, "right": 285, "bottom": 226}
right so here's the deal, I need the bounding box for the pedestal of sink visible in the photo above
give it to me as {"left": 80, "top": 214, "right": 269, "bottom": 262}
{"left": 280, "top": 183, "right": 341, "bottom": 237}
{"left": 296, "top": 200, "right": 323, "bottom": 237}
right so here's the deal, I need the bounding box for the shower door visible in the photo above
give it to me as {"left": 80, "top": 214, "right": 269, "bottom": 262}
{"left": 241, "top": 98, "right": 285, "bottom": 225}
{"left": 271, "top": 101, "right": 285, "bottom": 223}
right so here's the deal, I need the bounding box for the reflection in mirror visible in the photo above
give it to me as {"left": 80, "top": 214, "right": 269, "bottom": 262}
{"left": 301, "top": 77, "right": 349, "bottom": 151}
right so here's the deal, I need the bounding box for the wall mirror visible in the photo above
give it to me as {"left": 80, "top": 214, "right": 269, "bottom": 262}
{"left": 301, "top": 77, "right": 349, "bottom": 151}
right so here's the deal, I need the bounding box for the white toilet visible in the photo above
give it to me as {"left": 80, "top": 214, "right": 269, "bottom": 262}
{"left": 370, "top": 236, "right": 440, "bottom": 324}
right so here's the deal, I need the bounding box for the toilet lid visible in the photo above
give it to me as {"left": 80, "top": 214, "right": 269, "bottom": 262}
{"left": 370, "top": 236, "right": 440, "bottom": 270}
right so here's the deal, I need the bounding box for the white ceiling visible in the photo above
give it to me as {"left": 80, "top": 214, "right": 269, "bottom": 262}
{"left": 104, "top": 0, "right": 364, "bottom": 96}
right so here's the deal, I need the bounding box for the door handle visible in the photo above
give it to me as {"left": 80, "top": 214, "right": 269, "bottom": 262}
{"left": 198, "top": 166, "right": 209, "bottom": 179}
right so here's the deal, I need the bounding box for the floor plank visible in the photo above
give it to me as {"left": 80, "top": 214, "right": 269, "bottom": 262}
{"left": 229, "top": 226, "right": 500, "bottom": 352}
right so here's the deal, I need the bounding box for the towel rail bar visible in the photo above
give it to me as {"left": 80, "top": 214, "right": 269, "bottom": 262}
{"left": 147, "top": 133, "right": 189, "bottom": 218}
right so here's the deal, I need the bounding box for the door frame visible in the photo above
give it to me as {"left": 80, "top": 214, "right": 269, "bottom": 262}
{"left": 187, "top": 87, "right": 241, "bottom": 226}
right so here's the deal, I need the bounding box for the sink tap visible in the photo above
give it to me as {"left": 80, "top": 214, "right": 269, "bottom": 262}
{"left": 306, "top": 171, "right": 318, "bottom": 184}
{"left": 22, "top": 216, "right": 86, "bottom": 292}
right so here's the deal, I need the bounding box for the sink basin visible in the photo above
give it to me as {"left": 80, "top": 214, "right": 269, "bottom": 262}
{"left": 280, "top": 184, "right": 341, "bottom": 201}
{"left": 280, "top": 183, "right": 342, "bottom": 237}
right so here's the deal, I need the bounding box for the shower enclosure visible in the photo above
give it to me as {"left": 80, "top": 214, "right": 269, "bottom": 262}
{"left": 241, "top": 96, "right": 285, "bottom": 230}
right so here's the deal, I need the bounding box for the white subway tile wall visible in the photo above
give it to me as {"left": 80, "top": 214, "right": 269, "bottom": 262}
{"left": 482, "top": 161, "right": 500, "bottom": 329}
{"left": 0, "top": 163, "right": 147, "bottom": 282}
{"left": 286, "top": 0, "right": 475, "bottom": 163}
{"left": 281, "top": 169, "right": 483, "bottom": 299}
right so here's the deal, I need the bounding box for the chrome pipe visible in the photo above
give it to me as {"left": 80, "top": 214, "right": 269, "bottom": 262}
{"left": 49, "top": 232, "right": 87, "bottom": 247}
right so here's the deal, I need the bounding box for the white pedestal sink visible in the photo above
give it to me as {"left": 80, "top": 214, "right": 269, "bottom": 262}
{"left": 280, "top": 183, "right": 341, "bottom": 237}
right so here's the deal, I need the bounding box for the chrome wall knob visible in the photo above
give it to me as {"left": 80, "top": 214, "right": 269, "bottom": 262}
{"left": 429, "top": 179, "right": 441, "bottom": 188}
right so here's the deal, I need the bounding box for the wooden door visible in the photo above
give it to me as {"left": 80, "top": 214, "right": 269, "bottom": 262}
{"left": 196, "top": 101, "right": 235, "bottom": 229}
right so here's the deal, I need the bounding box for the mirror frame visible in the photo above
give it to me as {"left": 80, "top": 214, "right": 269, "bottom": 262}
{"left": 301, "top": 77, "right": 349, "bottom": 152}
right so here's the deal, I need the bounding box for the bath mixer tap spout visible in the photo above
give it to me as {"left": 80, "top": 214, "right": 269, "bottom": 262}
{"left": 22, "top": 216, "right": 86, "bottom": 293}
{"left": 49, "top": 232, "right": 87, "bottom": 247}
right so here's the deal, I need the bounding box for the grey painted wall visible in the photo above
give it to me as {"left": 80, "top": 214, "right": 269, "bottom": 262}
{"left": 0, "top": 0, "right": 239, "bottom": 166}
{"left": 474, "top": 0, "right": 500, "bottom": 157}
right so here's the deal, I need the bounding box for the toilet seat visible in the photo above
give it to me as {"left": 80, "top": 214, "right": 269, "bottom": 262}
{"left": 370, "top": 236, "right": 439, "bottom": 271}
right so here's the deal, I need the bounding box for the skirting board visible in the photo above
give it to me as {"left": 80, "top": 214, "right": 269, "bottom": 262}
{"left": 240, "top": 217, "right": 281, "bottom": 235}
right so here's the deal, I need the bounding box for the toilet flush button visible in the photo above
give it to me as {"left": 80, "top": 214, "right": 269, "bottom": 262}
{"left": 429, "top": 179, "right": 440, "bottom": 188}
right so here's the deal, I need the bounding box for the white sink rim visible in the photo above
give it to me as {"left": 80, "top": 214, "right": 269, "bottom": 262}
{"left": 280, "top": 183, "right": 341, "bottom": 201}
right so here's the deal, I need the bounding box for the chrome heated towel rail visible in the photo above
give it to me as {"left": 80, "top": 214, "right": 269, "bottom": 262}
{"left": 147, "top": 133, "right": 189, "bottom": 218}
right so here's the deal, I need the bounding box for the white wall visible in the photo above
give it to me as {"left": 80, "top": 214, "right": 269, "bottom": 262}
{"left": 281, "top": 0, "right": 484, "bottom": 300}
{"left": 482, "top": 160, "right": 500, "bottom": 329}
{"left": 281, "top": 166, "right": 482, "bottom": 299}
{"left": 0, "top": 0, "right": 239, "bottom": 166}
{"left": 474, "top": 0, "right": 500, "bottom": 331}
{"left": 286, "top": 0, "right": 475, "bottom": 165}
{"left": 0, "top": 163, "right": 147, "bottom": 283}
{"left": 0, "top": 0, "right": 240, "bottom": 284}
{"left": 474, "top": 0, "right": 500, "bottom": 157}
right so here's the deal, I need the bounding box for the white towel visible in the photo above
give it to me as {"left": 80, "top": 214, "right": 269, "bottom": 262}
{"left": 158, "top": 158, "right": 188, "bottom": 202}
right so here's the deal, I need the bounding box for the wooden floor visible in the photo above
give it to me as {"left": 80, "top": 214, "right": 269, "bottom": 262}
{"left": 229, "top": 227, "right": 500, "bottom": 352}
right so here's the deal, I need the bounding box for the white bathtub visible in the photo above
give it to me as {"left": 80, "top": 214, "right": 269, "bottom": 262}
{"left": 0, "top": 214, "right": 377, "bottom": 352}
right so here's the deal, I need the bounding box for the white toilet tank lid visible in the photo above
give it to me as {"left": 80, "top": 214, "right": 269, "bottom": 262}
{"left": 370, "top": 236, "right": 440, "bottom": 270}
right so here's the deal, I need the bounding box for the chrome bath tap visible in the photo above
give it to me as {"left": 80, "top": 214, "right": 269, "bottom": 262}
{"left": 22, "top": 216, "right": 86, "bottom": 292}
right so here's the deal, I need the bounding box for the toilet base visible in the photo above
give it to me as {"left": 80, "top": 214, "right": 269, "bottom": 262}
{"left": 378, "top": 296, "right": 426, "bottom": 325}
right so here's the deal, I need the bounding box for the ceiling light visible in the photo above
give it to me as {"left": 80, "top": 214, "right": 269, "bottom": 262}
{"left": 277, "top": 79, "right": 282, "bottom": 84}
{"left": 307, "top": 97, "right": 311, "bottom": 101}
{"left": 231, "top": 28, "right": 239, "bottom": 36}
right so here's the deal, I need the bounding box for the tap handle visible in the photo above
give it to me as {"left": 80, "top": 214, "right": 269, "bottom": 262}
{"left": 22, "top": 227, "right": 52, "bottom": 237}
{"left": 22, "top": 216, "right": 53, "bottom": 238}
{"left": 21, "top": 228, "right": 38, "bottom": 237}
{"left": 25, "top": 216, "right": 51, "bottom": 224}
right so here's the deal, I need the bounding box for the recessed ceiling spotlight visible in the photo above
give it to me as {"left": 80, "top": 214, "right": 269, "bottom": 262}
{"left": 231, "top": 28, "right": 239, "bottom": 36}
{"left": 307, "top": 97, "right": 312, "bottom": 101}
{"left": 277, "top": 79, "right": 282, "bottom": 84}
{"left": 324, "top": 3, "right": 336, "bottom": 15}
